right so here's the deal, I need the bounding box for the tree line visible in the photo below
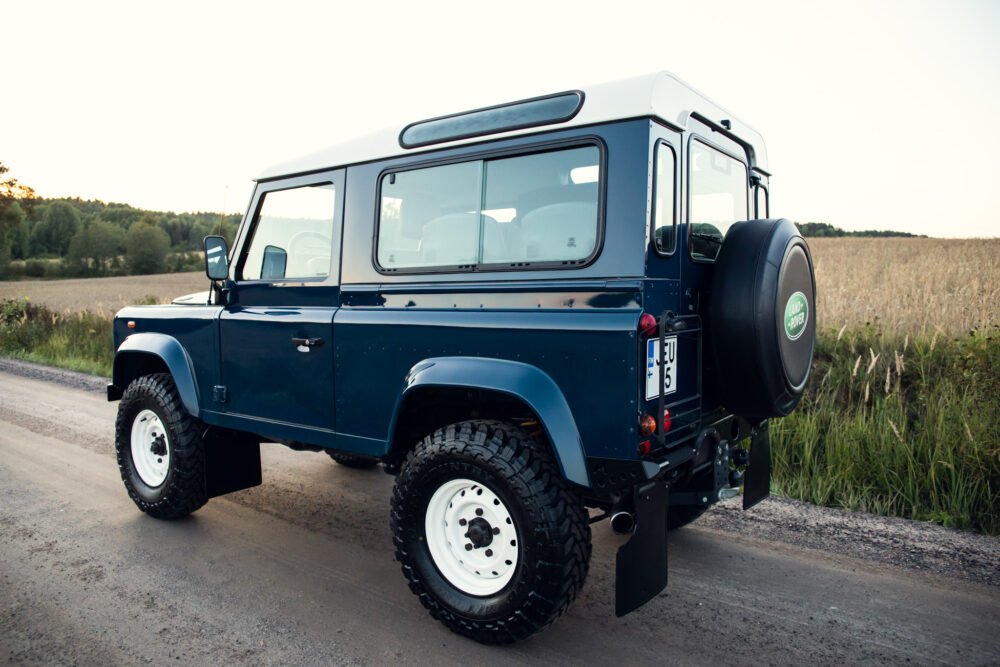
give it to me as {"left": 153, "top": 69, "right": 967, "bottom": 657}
{"left": 0, "top": 161, "right": 239, "bottom": 279}
{"left": 795, "top": 222, "right": 925, "bottom": 238}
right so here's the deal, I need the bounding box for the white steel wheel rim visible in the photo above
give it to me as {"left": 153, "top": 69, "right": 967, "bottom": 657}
{"left": 130, "top": 409, "right": 170, "bottom": 487}
{"left": 424, "top": 478, "right": 520, "bottom": 596}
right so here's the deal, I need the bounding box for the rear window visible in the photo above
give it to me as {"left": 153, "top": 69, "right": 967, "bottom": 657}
{"left": 376, "top": 145, "right": 601, "bottom": 272}
{"left": 689, "top": 140, "right": 749, "bottom": 261}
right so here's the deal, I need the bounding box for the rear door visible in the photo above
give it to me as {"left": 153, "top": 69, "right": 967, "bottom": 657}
{"left": 219, "top": 170, "right": 344, "bottom": 436}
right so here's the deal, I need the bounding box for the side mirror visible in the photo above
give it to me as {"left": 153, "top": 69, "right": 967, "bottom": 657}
{"left": 260, "top": 245, "right": 287, "bottom": 280}
{"left": 204, "top": 236, "right": 230, "bottom": 281}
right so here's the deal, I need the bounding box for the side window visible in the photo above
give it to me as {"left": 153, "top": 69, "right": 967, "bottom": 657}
{"left": 377, "top": 145, "right": 601, "bottom": 271}
{"left": 241, "top": 183, "right": 336, "bottom": 280}
{"left": 652, "top": 142, "right": 676, "bottom": 254}
{"left": 689, "top": 140, "right": 749, "bottom": 261}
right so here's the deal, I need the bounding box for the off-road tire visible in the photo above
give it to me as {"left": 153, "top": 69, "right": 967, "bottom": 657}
{"left": 325, "top": 450, "right": 379, "bottom": 469}
{"left": 115, "top": 373, "right": 208, "bottom": 519}
{"left": 391, "top": 420, "right": 591, "bottom": 644}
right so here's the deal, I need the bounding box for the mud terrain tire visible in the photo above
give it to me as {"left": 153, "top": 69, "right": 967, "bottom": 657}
{"left": 392, "top": 420, "right": 591, "bottom": 644}
{"left": 115, "top": 373, "right": 208, "bottom": 519}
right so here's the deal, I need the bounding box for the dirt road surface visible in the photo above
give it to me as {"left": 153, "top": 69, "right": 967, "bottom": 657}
{"left": 1, "top": 360, "right": 998, "bottom": 666}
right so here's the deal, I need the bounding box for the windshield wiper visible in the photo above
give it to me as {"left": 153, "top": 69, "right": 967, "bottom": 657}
{"left": 690, "top": 232, "right": 723, "bottom": 245}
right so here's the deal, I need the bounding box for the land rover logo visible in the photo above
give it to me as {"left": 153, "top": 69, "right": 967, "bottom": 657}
{"left": 784, "top": 292, "right": 809, "bottom": 341}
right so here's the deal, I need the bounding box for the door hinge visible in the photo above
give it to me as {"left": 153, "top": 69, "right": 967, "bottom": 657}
{"left": 213, "top": 385, "right": 228, "bottom": 404}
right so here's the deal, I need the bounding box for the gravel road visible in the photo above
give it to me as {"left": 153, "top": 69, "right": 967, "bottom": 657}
{"left": 1, "top": 359, "right": 998, "bottom": 666}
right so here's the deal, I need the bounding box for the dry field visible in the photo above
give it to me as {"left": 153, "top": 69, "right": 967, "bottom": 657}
{"left": 0, "top": 272, "right": 207, "bottom": 313}
{"left": 809, "top": 237, "right": 1000, "bottom": 334}
{"left": 2, "top": 238, "right": 999, "bottom": 334}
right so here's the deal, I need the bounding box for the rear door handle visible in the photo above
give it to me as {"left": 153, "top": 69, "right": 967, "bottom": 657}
{"left": 291, "top": 337, "right": 324, "bottom": 351}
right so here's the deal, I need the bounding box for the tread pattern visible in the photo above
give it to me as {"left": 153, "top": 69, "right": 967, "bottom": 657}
{"left": 114, "top": 373, "right": 207, "bottom": 519}
{"left": 391, "top": 420, "right": 591, "bottom": 644}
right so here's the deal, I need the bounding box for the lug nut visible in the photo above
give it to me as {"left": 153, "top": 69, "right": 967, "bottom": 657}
{"left": 485, "top": 549, "right": 493, "bottom": 557}
{"left": 459, "top": 518, "right": 467, "bottom": 526}
{"left": 492, "top": 527, "right": 500, "bottom": 535}
{"left": 465, "top": 543, "right": 473, "bottom": 551}
{"left": 475, "top": 508, "right": 483, "bottom": 516}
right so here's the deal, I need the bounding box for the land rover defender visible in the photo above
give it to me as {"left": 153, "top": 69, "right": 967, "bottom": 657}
{"left": 108, "top": 72, "right": 817, "bottom": 644}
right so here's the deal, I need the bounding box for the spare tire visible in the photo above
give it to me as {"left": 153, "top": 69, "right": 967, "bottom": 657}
{"left": 707, "top": 218, "right": 816, "bottom": 419}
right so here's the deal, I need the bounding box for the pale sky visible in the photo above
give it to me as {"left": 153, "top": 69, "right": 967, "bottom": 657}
{"left": 5, "top": 0, "right": 999, "bottom": 237}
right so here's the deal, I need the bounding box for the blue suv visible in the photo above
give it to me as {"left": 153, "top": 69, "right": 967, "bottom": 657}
{"left": 108, "top": 72, "right": 816, "bottom": 644}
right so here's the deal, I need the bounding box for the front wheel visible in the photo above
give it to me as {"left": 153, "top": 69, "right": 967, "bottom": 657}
{"left": 114, "top": 373, "right": 208, "bottom": 519}
{"left": 391, "top": 420, "right": 591, "bottom": 644}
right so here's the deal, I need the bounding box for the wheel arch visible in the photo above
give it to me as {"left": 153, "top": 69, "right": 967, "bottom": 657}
{"left": 112, "top": 333, "right": 201, "bottom": 418}
{"left": 386, "top": 357, "right": 590, "bottom": 487}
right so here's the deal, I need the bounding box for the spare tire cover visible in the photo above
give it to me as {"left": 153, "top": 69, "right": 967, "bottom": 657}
{"left": 707, "top": 218, "right": 816, "bottom": 419}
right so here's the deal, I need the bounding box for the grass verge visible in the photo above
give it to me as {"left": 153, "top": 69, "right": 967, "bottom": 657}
{"left": 772, "top": 325, "right": 1000, "bottom": 534}
{"left": 1, "top": 298, "right": 117, "bottom": 377}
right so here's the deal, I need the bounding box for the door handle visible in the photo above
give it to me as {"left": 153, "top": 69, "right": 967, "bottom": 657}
{"left": 291, "top": 337, "right": 324, "bottom": 351}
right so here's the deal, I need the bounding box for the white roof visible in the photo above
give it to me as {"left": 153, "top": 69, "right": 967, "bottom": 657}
{"left": 258, "top": 71, "right": 768, "bottom": 180}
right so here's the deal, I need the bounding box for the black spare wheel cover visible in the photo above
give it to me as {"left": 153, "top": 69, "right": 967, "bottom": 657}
{"left": 708, "top": 218, "right": 816, "bottom": 419}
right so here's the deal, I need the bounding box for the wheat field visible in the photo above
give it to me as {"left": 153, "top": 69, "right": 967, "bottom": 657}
{"left": 809, "top": 237, "right": 1000, "bottom": 334}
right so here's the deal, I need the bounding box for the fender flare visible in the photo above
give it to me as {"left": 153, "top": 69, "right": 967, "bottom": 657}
{"left": 113, "top": 333, "right": 201, "bottom": 418}
{"left": 390, "top": 357, "right": 590, "bottom": 487}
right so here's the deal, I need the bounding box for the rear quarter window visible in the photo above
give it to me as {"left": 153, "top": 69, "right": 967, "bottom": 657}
{"left": 376, "top": 145, "right": 602, "bottom": 273}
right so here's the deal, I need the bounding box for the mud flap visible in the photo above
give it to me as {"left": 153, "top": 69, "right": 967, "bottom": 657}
{"left": 615, "top": 480, "right": 669, "bottom": 617}
{"left": 742, "top": 423, "right": 771, "bottom": 510}
{"left": 205, "top": 431, "right": 262, "bottom": 498}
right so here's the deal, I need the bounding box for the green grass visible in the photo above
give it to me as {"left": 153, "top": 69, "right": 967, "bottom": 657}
{"left": 2, "top": 297, "right": 998, "bottom": 534}
{"left": 772, "top": 325, "right": 1000, "bottom": 534}
{"left": 0, "top": 298, "right": 116, "bottom": 376}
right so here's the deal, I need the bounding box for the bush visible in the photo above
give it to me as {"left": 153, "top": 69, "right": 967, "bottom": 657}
{"left": 125, "top": 222, "right": 171, "bottom": 275}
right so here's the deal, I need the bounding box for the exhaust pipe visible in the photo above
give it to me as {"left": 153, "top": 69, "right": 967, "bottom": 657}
{"left": 610, "top": 510, "right": 635, "bottom": 535}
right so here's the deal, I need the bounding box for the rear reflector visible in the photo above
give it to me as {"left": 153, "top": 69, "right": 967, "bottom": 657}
{"left": 639, "top": 414, "right": 656, "bottom": 437}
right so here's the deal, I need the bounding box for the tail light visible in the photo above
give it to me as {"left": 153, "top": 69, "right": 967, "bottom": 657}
{"left": 662, "top": 407, "right": 673, "bottom": 434}
{"left": 638, "top": 313, "right": 657, "bottom": 337}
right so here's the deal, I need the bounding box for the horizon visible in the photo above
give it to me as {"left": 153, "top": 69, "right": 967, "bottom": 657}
{"left": 4, "top": 0, "right": 999, "bottom": 239}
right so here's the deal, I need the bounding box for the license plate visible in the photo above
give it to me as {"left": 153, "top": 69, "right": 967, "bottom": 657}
{"left": 645, "top": 337, "right": 678, "bottom": 401}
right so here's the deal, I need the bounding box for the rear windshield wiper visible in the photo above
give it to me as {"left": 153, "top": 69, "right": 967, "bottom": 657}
{"left": 690, "top": 232, "right": 723, "bottom": 245}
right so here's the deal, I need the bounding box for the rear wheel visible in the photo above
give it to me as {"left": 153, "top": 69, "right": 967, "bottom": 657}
{"left": 391, "top": 420, "right": 591, "bottom": 644}
{"left": 114, "top": 373, "right": 207, "bottom": 519}
{"left": 325, "top": 450, "right": 379, "bottom": 469}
